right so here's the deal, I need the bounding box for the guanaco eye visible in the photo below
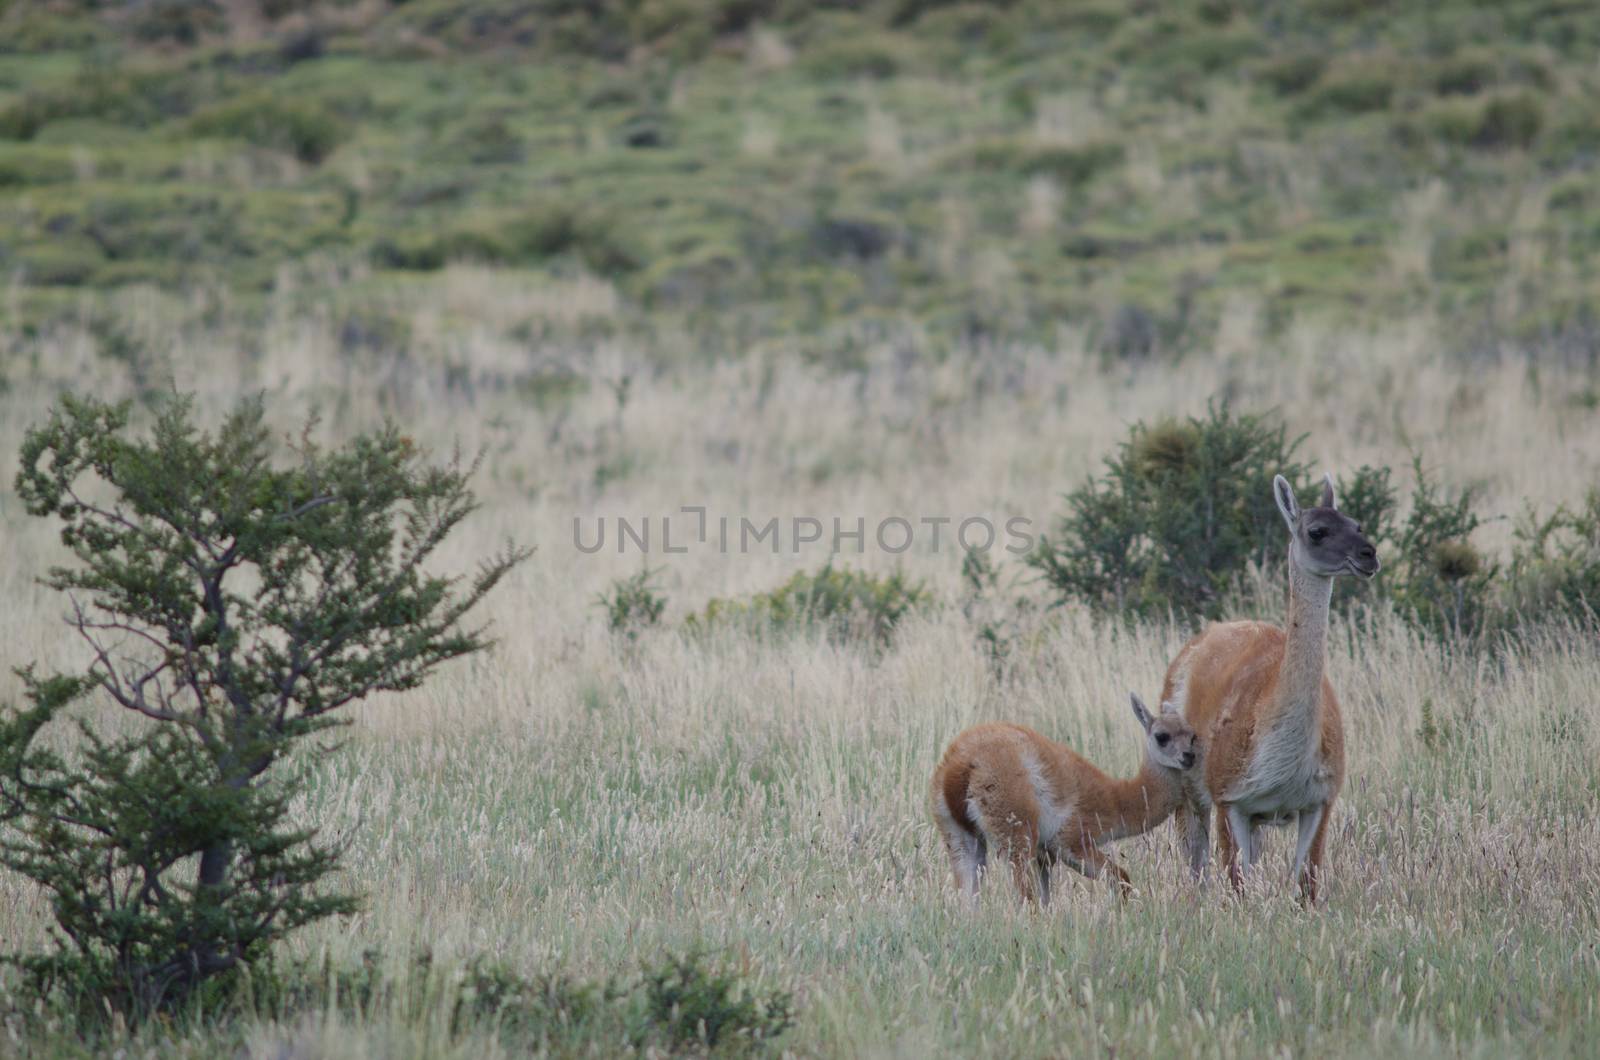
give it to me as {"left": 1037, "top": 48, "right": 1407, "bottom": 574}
{"left": 1155, "top": 733, "right": 1170, "bottom": 746}
{"left": 1308, "top": 527, "right": 1328, "bottom": 542}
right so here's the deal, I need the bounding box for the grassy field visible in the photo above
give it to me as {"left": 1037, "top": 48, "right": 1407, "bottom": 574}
{"left": 1, "top": 282, "right": 1598, "bottom": 1056}
{"left": 2, "top": 1, "right": 1600, "bottom": 1057}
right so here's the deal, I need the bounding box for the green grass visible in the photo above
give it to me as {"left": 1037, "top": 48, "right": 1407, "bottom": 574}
{"left": 0, "top": 0, "right": 1598, "bottom": 348}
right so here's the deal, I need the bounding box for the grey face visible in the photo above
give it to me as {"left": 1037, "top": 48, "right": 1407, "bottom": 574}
{"left": 1130, "top": 693, "right": 1199, "bottom": 771}
{"left": 1275, "top": 474, "right": 1380, "bottom": 580}
{"left": 1295, "top": 506, "right": 1379, "bottom": 579}
{"left": 1147, "top": 714, "right": 1199, "bottom": 771}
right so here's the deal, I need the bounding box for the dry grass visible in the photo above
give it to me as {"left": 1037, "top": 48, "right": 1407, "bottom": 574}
{"left": 0, "top": 277, "right": 1598, "bottom": 1056}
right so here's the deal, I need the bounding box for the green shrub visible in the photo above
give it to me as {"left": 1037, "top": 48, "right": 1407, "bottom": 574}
{"left": 802, "top": 31, "right": 914, "bottom": 80}
{"left": 0, "top": 148, "right": 74, "bottom": 186}
{"left": 237, "top": 946, "right": 791, "bottom": 1054}
{"left": 643, "top": 950, "right": 794, "bottom": 1051}
{"left": 1417, "top": 98, "right": 1485, "bottom": 145}
{"left": 0, "top": 11, "right": 108, "bottom": 53}
{"left": 1431, "top": 51, "right": 1498, "bottom": 96}
{"left": 500, "top": 201, "right": 641, "bottom": 275}
{"left": 13, "top": 243, "right": 103, "bottom": 287}
{"left": 0, "top": 395, "right": 527, "bottom": 1020}
{"left": 130, "top": 0, "right": 226, "bottom": 45}
{"left": 960, "top": 137, "right": 1126, "bottom": 186}
{"left": 1504, "top": 491, "right": 1600, "bottom": 624}
{"left": 450, "top": 113, "right": 526, "bottom": 163}
{"left": 1297, "top": 67, "right": 1396, "bottom": 118}
{"left": 960, "top": 547, "right": 1042, "bottom": 681}
{"left": 1255, "top": 52, "right": 1327, "bottom": 96}
{"left": 1473, "top": 92, "right": 1543, "bottom": 149}
{"left": 0, "top": 64, "right": 200, "bottom": 140}
{"left": 189, "top": 94, "right": 347, "bottom": 163}
{"left": 372, "top": 203, "right": 637, "bottom": 275}
{"left": 1375, "top": 457, "right": 1497, "bottom": 638}
{"left": 598, "top": 568, "right": 668, "bottom": 639}
{"left": 1030, "top": 404, "right": 1312, "bottom": 621}
{"left": 688, "top": 564, "right": 932, "bottom": 646}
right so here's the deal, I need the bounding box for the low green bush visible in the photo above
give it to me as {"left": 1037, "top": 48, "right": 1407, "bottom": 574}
{"left": 188, "top": 94, "right": 347, "bottom": 163}
{"left": 598, "top": 568, "right": 668, "bottom": 640}
{"left": 1296, "top": 67, "right": 1396, "bottom": 118}
{"left": 1431, "top": 51, "right": 1498, "bottom": 96}
{"left": 1254, "top": 52, "right": 1327, "bottom": 96}
{"left": 688, "top": 564, "right": 932, "bottom": 646}
{"left": 0, "top": 65, "right": 199, "bottom": 140}
{"left": 7, "top": 945, "right": 792, "bottom": 1054}
{"left": 1504, "top": 491, "right": 1600, "bottom": 623}
{"left": 959, "top": 137, "right": 1126, "bottom": 186}
{"left": 1473, "top": 92, "right": 1543, "bottom": 149}
{"left": 801, "top": 31, "right": 914, "bottom": 80}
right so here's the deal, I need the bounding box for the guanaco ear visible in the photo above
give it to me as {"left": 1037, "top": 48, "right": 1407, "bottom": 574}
{"left": 1160, "top": 698, "right": 1179, "bottom": 715}
{"left": 1130, "top": 692, "right": 1154, "bottom": 733}
{"left": 1273, "top": 474, "right": 1299, "bottom": 530}
{"left": 1321, "top": 472, "right": 1337, "bottom": 510}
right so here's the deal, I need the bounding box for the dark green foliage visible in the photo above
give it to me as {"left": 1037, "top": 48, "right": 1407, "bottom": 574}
{"left": 960, "top": 137, "right": 1126, "bottom": 186}
{"left": 130, "top": 0, "right": 226, "bottom": 45}
{"left": 1431, "top": 51, "right": 1497, "bottom": 96}
{"left": 1297, "top": 67, "right": 1395, "bottom": 118}
{"left": 0, "top": 63, "right": 200, "bottom": 140}
{"left": 598, "top": 568, "right": 668, "bottom": 639}
{"left": 372, "top": 202, "right": 639, "bottom": 276}
{"left": 643, "top": 950, "right": 794, "bottom": 1051}
{"left": 960, "top": 548, "right": 1039, "bottom": 681}
{"left": 1379, "top": 457, "right": 1496, "bottom": 637}
{"left": 1504, "top": 490, "right": 1600, "bottom": 623}
{"left": 1029, "top": 405, "right": 1311, "bottom": 621}
{"left": 0, "top": 394, "right": 528, "bottom": 1019}
{"left": 1255, "top": 52, "right": 1327, "bottom": 96}
{"left": 688, "top": 564, "right": 932, "bottom": 646}
{"left": 1473, "top": 92, "right": 1543, "bottom": 149}
{"left": 236, "top": 946, "right": 792, "bottom": 1054}
{"left": 188, "top": 94, "right": 347, "bottom": 163}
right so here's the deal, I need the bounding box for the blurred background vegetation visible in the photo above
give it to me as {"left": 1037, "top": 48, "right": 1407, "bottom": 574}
{"left": 2, "top": 0, "right": 1598, "bottom": 360}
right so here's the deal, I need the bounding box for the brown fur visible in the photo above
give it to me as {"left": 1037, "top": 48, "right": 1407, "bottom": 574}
{"left": 930, "top": 715, "right": 1198, "bottom": 903}
{"left": 1162, "top": 621, "right": 1345, "bottom": 900}
{"left": 1161, "top": 473, "right": 1375, "bottom": 903}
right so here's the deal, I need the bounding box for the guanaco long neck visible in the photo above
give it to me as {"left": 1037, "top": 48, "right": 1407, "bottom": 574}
{"left": 1277, "top": 550, "right": 1333, "bottom": 731}
{"left": 1097, "top": 762, "right": 1188, "bottom": 840}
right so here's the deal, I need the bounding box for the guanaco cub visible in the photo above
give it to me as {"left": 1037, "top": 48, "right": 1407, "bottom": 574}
{"left": 930, "top": 694, "right": 1199, "bottom": 903}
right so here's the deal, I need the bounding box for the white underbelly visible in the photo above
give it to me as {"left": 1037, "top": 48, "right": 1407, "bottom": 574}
{"left": 1226, "top": 757, "right": 1334, "bottom": 823}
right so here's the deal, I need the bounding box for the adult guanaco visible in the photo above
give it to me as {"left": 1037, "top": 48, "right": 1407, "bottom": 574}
{"left": 1163, "top": 473, "right": 1378, "bottom": 902}
{"left": 930, "top": 694, "right": 1200, "bottom": 904}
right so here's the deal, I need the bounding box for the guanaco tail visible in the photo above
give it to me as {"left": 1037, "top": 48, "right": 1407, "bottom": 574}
{"left": 1163, "top": 473, "right": 1379, "bottom": 902}
{"left": 930, "top": 693, "right": 1200, "bottom": 904}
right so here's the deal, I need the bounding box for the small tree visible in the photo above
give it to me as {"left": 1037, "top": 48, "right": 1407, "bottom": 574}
{"left": 0, "top": 394, "right": 528, "bottom": 1017}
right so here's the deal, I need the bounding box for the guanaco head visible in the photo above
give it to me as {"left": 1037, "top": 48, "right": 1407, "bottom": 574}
{"left": 1273, "top": 472, "right": 1379, "bottom": 579}
{"left": 1130, "top": 692, "right": 1199, "bottom": 772}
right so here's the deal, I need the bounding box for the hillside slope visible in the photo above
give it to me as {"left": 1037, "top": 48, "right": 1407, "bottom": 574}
{"left": 2, "top": 0, "right": 1598, "bottom": 354}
